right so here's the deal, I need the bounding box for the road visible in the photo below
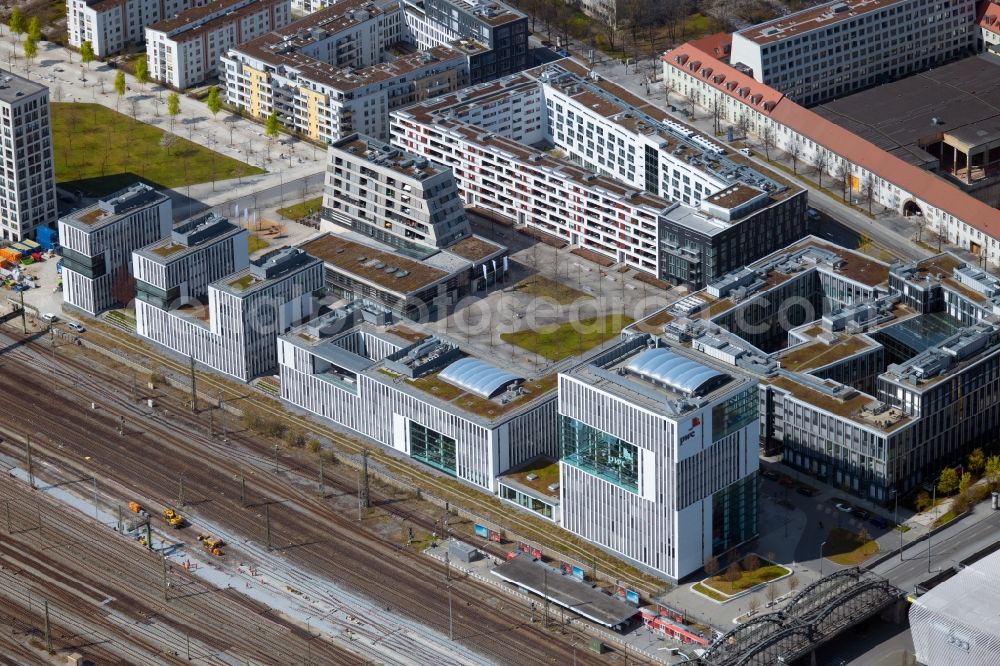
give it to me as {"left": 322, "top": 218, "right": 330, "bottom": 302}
{"left": 171, "top": 171, "right": 326, "bottom": 220}
{"left": 0, "top": 322, "right": 636, "bottom": 665}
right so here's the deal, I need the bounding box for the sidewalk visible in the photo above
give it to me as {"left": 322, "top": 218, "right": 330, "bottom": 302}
{"left": 0, "top": 37, "right": 327, "bottom": 214}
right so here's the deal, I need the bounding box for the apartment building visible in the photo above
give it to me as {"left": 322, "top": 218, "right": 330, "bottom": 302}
{"left": 69, "top": 0, "right": 210, "bottom": 57}
{"left": 0, "top": 71, "right": 57, "bottom": 242}
{"left": 59, "top": 183, "right": 172, "bottom": 315}
{"left": 220, "top": 0, "right": 527, "bottom": 143}
{"left": 145, "top": 0, "right": 292, "bottom": 89}
{"left": 980, "top": 1, "right": 1000, "bottom": 55}
{"left": 322, "top": 133, "right": 471, "bottom": 250}
{"left": 392, "top": 60, "right": 806, "bottom": 286}
{"left": 663, "top": 41, "right": 1000, "bottom": 268}
{"left": 730, "top": 0, "right": 977, "bottom": 106}
{"left": 559, "top": 335, "right": 759, "bottom": 582}
{"left": 278, "top": 301, "right": 558, "bottom": 491}
{"left": 136, "top": 243, "right": 323, "bottom": 381}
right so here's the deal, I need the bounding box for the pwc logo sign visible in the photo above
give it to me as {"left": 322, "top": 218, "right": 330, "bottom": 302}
{"left": 679, "top": 417, "right": 701, "bottom": 445}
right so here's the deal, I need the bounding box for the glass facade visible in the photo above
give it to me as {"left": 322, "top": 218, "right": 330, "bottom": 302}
{"left": 560, "top": 415, "right": 639, "bottom": 493}
{"left": 711, "top": 474, "right": 757, "bottom": 556}
{"left": 499, "top": 483, "right": 555, "bottom": 520}
{"left": 409, "top": 421, "right": 456, "bottom": 476}
{"left": 712, "top": 388, "right": 758, "bottom": 442}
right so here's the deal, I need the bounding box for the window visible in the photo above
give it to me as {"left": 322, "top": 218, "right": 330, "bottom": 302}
{"left": 409, "top": 421, "right": 457, "bottom": 476}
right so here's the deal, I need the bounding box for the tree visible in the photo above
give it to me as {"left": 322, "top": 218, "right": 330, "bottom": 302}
{"left": 744, "top": 553, "right": 760, "bottom": 572}
{"left": 761, "top": 125, "right": 774, "bottom": 162}
{"left": 958, "top": 471, "right": 973, "bottom": 496}
{"left": 135, "top": 55, "right": 149, "bottom": 89}
{"left": 206, "top": 85, "right": 222, "bottom": 117}
{"left": 80, "top": 41, "right": 95, "bottom": 69}
{"left": 23, "top": 37, "right": 37, "bottom": 66}
{"left": 915, "top": 490, "right": 932, "bottom": 512}
{"left": 815, "top": 149, "right": 829, "bottom": 190}
{"left": 913, "top": 214, "right": 927, "bottom": 243}
{"left": 862, "top": 173, "right": 876, "bottom": 214}
{"left": 839, "top": 163, "right": 854, "bottom": 203}
{"left": 113, "top": 70, "right": 126, "bottom": 108}
{"left": 27, "top": 16, "right": 41, "bottom": 42}
{"left": 857, "top": 526, "right": 872, "bottom": 544}
{"left": 8, "top": 8, "right": 26, "bottom": 41}
{"left": 766, "top": 582, "right": 779, "bottom": 604}
{"left": 786, "top": 574, "right": 799, "bottom": 592}
{"left": 711, "top": 96, "right": 722, "bottom": 136}
{"left": 968, "top": 448, "right": 986, "bottom": 476}
{"left": 167, "top": 91, "right": 181, "bottom": 131}
{"left": 747, "top": 596, "right": 761, "bottom": 613}
{"left": 788, "top": 137, "right": 802, "bottom": 174}
{"left": 724, "top": 562, "right": 742, "bottom": 583}
{"left": 704, "top": 555, "right": 720, "bottom": 577}
{"left": 938, "top": 467, "right": 960, "bottom": 496}
{"left": 857, "top": 233, "right": 872, "bottom": 253}
{"left": 159, "top": 131, "right": 177, "bottom": 156}
{"left": 933, "top": 224, "right": 948, "bottom": 252}
{"left": 265, "top": 110, "right": 281, "bottom": 158}
{"left": 736, "top": 114, "right": 751, "bottom": 141}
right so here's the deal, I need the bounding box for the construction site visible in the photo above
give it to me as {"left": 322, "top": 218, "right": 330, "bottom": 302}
{"left": 0, "top": 309, "right": 659, "bottom": 664}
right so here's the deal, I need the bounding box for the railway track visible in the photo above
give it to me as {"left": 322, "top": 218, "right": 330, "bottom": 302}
{"left": 81, "top": 320, "right": 664, "bottom": 598}
{"left": 0, "top": 328, "right": 631, "bottom": 665}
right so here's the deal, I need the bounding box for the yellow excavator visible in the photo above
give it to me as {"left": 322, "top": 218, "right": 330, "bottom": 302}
{"left": 162, "top": 507, "right": 184, "bottom": 528}
{"left": 198, "top": 534, "right": 224, "bottom": 556}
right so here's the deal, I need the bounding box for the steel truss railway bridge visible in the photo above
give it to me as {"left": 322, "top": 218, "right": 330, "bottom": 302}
{"left": 699, "top": 568, "right": 903, "bottom": 666}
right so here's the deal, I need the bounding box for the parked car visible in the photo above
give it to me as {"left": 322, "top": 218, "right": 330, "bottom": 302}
{"left": 762, "top": 469, "right": 779, "bottom": 481}
{"left": 796, "top": 486, "right": 813, "bottom": 496}
{"left": 851, "top": 507, "right": 872, "bottom": 520}
{"left": 806, "top": 208, "right": 822, "bottom": 221}
{"left": 67, "top": 321, "right": 85, "bottom": 333}
{"left": 738, "top": 148, "right": 753, "bottom": 157}
{"left": 41, "top": 313, "right": 57, "bottom": 322}
{"left": 835, "top": 502, "right": 853, "bottom": 512}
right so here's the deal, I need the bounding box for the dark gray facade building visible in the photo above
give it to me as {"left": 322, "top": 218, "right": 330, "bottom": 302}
{"left": 422, "top": 0, "right": 528, "bottom": 82}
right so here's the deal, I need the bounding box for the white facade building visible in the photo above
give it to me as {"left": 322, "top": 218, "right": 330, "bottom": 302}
{"left": 730, "top": 0, "right": 977, "bottom": 105}
{"left": 322, "top": 133, "right": 471, "bottom": 250}
{"left": 392, "top": 60, "right": 805, "bottom": 285}
{"left": 69, "top": 0, "right": 208, "bottom": 57}
{"left": 145, "top": 0, "right": 291, "bottom": 89}
{"left": 558, "top": 335, "right": 759, "bottom": 582}
{"left": 663, "top": 41, "right": 1000, "bottom": 269}
{"left": 278, "top": 302, "right": 558, "bottom": 492}
{"left": 59, "top": 183, "right": 172, "bottom": 315}
{"left": 136, "top": 245, "right": 323, "bottom": 381}
{"left": 0, "top": 71, "right": 57, "bottom": 242}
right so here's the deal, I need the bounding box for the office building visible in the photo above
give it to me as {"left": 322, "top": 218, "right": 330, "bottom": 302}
{"left": 322, "top": 133, "right": 472, "bottom": 251}
{"left": 59, "top": 183, "right": 172, "bottom": 315}
{"left": 392, "top": 60, "right": 806, "bottom": 286}
{"left": 136, "top": 239, "right": 323, "bottom": 381}
{"left": 629, "top": 236, "right": 1000, "bottom": 503}
{"left": 300, "top": 231, "right": 506, "bottom": 321}
{"left": 559, "top": 334, "right": 759, "bottom": 582}
{"left": 729, "top": 0, "right": 977, "bottom": 106}
{"left": 145, "top": 0, "right": 292, "bottom": 89}
{"left": 278, "top": 301, "right": 558, "bottom": 491}
{"left": 220, "top": 0, "right": 527, "bottom": 143}
{"left": 69, "top": 0, "right": 211, "bottom": 57}
{"left": 0, "top": 71, "right": 57, "bottom": 242}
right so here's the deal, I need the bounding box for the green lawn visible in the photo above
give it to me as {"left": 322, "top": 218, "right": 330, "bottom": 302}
{"left": 501, "top": 315, "right": 633, "bottom": 361}
{"left": 701, "top": 562, "right": 790, "bottom": 596}
{"left": 248, "top": 235, "right": 270, "bottom": 254}
{"left": 511, "top": 274, "right": 589, "bottom": 305}
{"left": 825, "top": 527, "right": 880, "bottom": 566}
{"left": 692, "top": 582, "right": 726, "bottom": 601}
{"left": 278, "top": 197, "right": 323, "bottom": 221}
{"left": 933, "top": 510, "right": 957, "bottom": 528}
{"left": 53, "top": 102, "right": 263, "bottom": 196}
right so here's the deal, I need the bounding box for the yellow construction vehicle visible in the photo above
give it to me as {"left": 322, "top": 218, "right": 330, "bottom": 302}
{"left": 198, "top": 534, "right": 224, "bottom": 556}
{"left": 162, "top": 507, "right": 184, "bottom": 528}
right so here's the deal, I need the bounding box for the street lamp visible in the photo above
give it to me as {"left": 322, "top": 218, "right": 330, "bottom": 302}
{"left": 820, "top": 540, "right": 828, "bottom": 576}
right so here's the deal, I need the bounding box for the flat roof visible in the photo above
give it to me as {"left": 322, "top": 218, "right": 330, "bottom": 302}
{"left": 333, "top": 134, "right": 445, "bottom": 180}
{"left": 0, "top": 69, "right": 47, "bottom": 104}
{"left": 148, "top": 0, "right": 270, "bottom": 36}
{"left": 738, "top": 0, "right": 904, "bottom": 45}
{"left": 446, "top": 235, "right": 505, "bottom": 262}
{"left": 877, "top": 312, "right": 966, "bottom": 356}
{"left": 813, "top": 55, "right": 1000, "bottom": 168}
{"left": 911, "top": 548, "right": 1000, "bottom": 643}
{"left": 499, "top": 457, "right": 560, "bottom": 501}
{"left": 301, "top": 233, "right": 451, "bottom": 295}
{"left": 60, "top": 184, "right": 168, "bottom": 231}
{"left": 778, "top": 333, "right": 879, "bottom": 372}
{"left": 491, "top": 555, "right": 639, "bottom": 628}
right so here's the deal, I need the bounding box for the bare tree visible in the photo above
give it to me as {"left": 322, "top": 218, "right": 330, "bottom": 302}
{"left": 862, "top": 173, "right": 876, "bottom": 215}
{"left": 787, "top": 574, "right": 800, "bottom": 593}
{"left": 766, "top": 583, "right": 779, "bottom": 605}
{"left": 705, "top": 555, "right": 720, "bottom": 578}
{"left": 744, "top": 553, "right": 761, "bottom": 572}
{"left": 913, "top": 214, "right": 927, "bottom": 243}
{"left": 761, "top": 125, "right": 774, "bottom": 162}
{"left": 712, "top": 96, "right": 723, "bottom": 136}
{"left": 934, "top": 224, "right": 948, "bottom": 251}
{"left": 814, "top": 149, "right": 829, "bottom": 190}
{"left": 724, "top": 562, "right": 742, "bottom": 583}
{"left": 788, "top": 137, "right": 802, "bottom": 174}
{"left": 747, "top": 596, "right": 761, "bottom": 614}
{"left": 736, "top": 114, "right": 751, "bottom": 141}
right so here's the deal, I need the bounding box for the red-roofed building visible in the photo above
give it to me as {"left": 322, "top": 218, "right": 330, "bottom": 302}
{"left": 979, "top": 0, "right": 1000, "bottom": 54}
{"left": 663, "top": 41, "right": 1000, "bottom": 266}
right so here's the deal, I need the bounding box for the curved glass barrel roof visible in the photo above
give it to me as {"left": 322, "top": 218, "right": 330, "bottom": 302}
{"left": 625, "top": 348, "right": 728, "bottom": 397}
{"left": 439, "top": 357, "right": 523, "bottom": 399}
